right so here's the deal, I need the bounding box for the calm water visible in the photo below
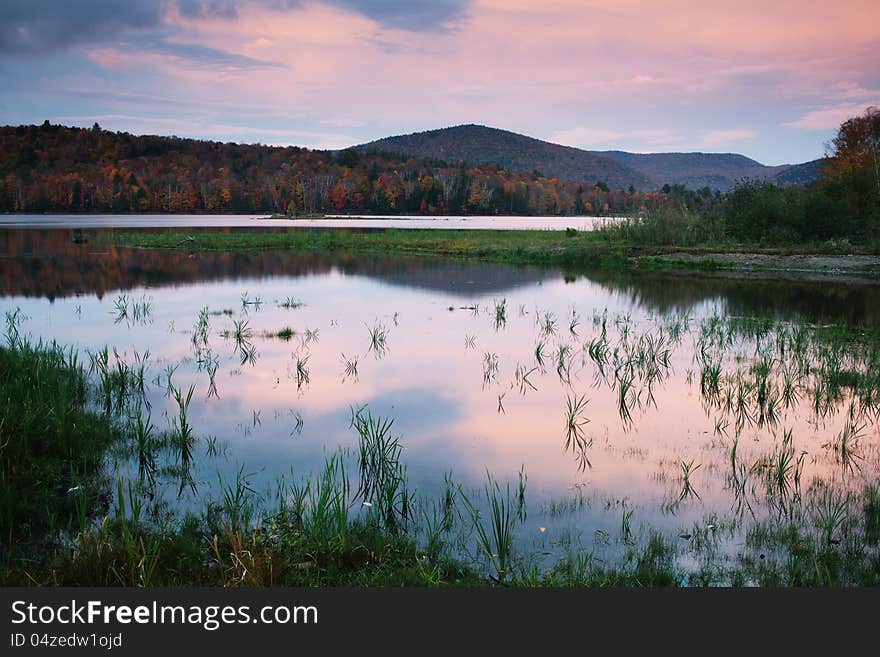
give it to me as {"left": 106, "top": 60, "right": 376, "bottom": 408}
{"left": 2, "top": 228, "right": 879, "bottom": 571}
{"left": 0, "top": 213, "right": 604, "bottom": 230}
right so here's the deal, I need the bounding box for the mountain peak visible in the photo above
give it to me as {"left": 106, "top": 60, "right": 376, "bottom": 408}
{"left": 356, "top": 124, "right": 655, "bottom": 189}
{"left": 355, "top": 125, "right": 818, "bottom": 191}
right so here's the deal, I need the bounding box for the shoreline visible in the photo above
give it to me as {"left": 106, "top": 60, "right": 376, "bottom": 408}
{"left": 103, "top": 227, "right": 880, "bottom": 280}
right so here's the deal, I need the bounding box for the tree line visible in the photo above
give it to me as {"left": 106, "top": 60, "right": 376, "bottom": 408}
{"left": 723, "top": 107, "right": 879, "bottom": 244}
{"left": 0, "top": 122, "right": 701, "bottom": 216}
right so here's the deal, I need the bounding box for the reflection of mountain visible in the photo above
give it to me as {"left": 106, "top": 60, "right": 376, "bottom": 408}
{"left": 583, "top": 269, "right": 880, "bottom": 326}
{"left": 0, "top": 228, "right": 555, "bottom": 299}
{"left": 4, "top": 229, "right": 878, "bottom": 326}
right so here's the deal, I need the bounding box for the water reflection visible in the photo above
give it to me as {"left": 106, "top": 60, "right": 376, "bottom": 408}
{"left": 2, "top": 228, "right": 879, "bottom": 567}
{"left": 0, "top": 214, "right": 602, "bottom": 230}
{"left": 0, "top": 228, "right": 553, "bottom": 299}
{"left": 580, "top": 269, "right": 880, "bottom": 327}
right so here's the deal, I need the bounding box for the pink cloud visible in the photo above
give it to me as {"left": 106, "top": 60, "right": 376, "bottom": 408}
{"left": 150, "top": 1, "right": 876, "bottom": 115}
{"left": 784, "top": 102, "right": 880, "bottom": 130}
{"left": 40, "top": 0, "right": 879, "bottom": 159}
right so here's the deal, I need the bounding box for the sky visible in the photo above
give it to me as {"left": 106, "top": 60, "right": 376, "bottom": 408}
{"left": 1, "top": 0, "right": 878, "bottom": 165}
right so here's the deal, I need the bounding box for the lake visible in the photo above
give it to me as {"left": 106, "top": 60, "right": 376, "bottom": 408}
{"left": 0, "top": 213, "right": 607, "bottom": 230}
{"left": 2, "top": 226, "right": 879, "bottom": 580}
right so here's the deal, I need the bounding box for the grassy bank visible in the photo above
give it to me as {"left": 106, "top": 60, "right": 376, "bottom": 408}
{"left": 109, "top": 227, "right": 635, "bottom": 269}
{"left": 0, "top": 326, "right": 118, "bottom": 576}
{"left": 106, "top": 221, "right": 880, "bottom": 276}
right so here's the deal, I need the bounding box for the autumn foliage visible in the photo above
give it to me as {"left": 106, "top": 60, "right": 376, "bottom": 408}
{"left": 823, "top": 106, "right": 880, "bottom": 184}
{"left": 723, "top": 107, "right": 880, "bottom": 244}
{"left": 1, "top": 122, "right": 672, "bottom": 216}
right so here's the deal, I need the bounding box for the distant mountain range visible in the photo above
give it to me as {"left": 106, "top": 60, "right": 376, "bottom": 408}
{"left": 355, "top": 124, "right": 824, "bottom": 191}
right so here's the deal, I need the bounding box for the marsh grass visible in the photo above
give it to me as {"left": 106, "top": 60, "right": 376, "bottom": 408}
{"left": 0, "top": 337, "right": 116, "bottom": 570}
{"left": 678, "top": 460, "right": 702, "bottom": 501}
{"left": 563, "top": 393, "right": 590, "bottom": 452}
{"left": 482, "top": 352, "right": 499, "bottom": 385}
{"left": 350, "top": 409, "right": 412, "bottom": 533}
{"left": 752, "top": 429, "right": 805, "bottom": 507}
{"left": 170, "top": 384, "right": 197, "bottom": 496}
{"left": 534, "top": 340, "right": 547, "bottom": 371}
{"left": 823, "top": 419, "right": 866, "bottom": 474}
{"left": 514, "top": 363, "right": 538, "bottom": 394}
{"left": 493, "top": 298, "right": 507, "bottom": 330}
{"left": 290, "top": 410, "right": 304, "bottom": 436}
{"left": 303, "top": 327, "right": 320, "bottom": 345}
{"left": 341, "top": 353, "right": 359, "bottom": 381}
{"left": 197, "top": 350, "right": 220, "bottom": 398}
{"left": 112, "top": 294, "right": 153, "bottom": 327}
{"left": 240, "top": 291, "right": 264, "bottom": 312}
{"left": 5, "top": 299, "right": 880, "bottom": 587}
{"left": 293, "top": 353, "right": 311, "bottom": 390}
{"left": 366, "top": 321, "right": 388, "bottom": 357}
{"left": 537, "top": 310, "right": 558, "bottom": 337}
{"left": 127, "top": 405, "right": 158, "bottom": 487}
{"left": 192, "top": 307, "right": 210, "bottom": 349}
{"left": 461, "top": 472, "right": 517, "bottom": 583}
{"left": 556, "top": 344, "right": 573, "bottom": 384}
{"left": 264, "top": 326, "right": 296, "bottom": 341}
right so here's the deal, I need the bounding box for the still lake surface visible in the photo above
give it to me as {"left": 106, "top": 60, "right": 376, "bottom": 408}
{"left": 0, "top": 213, "right": 605, "bottom": 230}
{"left": 2, "top": 223, "right": 879, "bottom": 572}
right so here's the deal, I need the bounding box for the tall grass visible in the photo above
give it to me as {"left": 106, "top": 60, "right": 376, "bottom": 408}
{"left": 461, "top": 472, "right": 517, "bottom": 583}
{"left": 170, "top": 384, "right": 197, "bottom": 495}
{"left": 597, "top": 204, "right": 725, "bottom": 246}
{"left": 0, "top": 336, "right": 115, "bottom": 572}
{"left": 351, "top": 408, "right": 412, "bottom": 532}
{"left": 366, "top": 321, "right": 389, "bottom": 357}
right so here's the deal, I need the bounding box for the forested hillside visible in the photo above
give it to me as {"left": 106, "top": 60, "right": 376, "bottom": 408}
{"left": 0, "top": 122, "right": 684, "bottom": 215}
{"left": 357, "top": 124, "right": 821, "bottom": 191}
{"left": 356, "top": 124, "right": 655, "bottom": 190}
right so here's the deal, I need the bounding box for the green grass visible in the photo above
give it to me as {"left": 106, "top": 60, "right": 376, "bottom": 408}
{"left": 265, "top": 326, "right": 296, "bottom": 341}
{"left": 0, "top": 336, "right": 118, "bottom": 575}
{"left": 97, "top": 219, "right": 880, "bottom": 280}
{"left": 109, "top": 228, "right": 637, "bottom": 268}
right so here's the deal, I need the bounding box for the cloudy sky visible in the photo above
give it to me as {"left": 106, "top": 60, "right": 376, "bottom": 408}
{"left": 1, "top": 0, "right": 877, "bottom": 164}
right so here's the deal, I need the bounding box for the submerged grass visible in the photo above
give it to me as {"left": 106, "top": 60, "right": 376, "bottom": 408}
{"left": 3, "top": 311, "right": 880, "bottom": 587}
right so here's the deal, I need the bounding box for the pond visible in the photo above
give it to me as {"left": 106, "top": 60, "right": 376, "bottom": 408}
{"left": 2, "top": 228, "right": 879, "bottom": 581}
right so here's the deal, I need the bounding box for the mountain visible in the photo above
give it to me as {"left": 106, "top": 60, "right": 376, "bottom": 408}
{"left": 355, "top": 124, "right": 655, "bottom": 190}
{"left": 593, "top": 151, "right": 790, "bottom": 191}
{"left": 355, "top": 124, "right": 821, "bottom": 191}
{"left": 769, "top": 158, "right": 825, "bottom": 186}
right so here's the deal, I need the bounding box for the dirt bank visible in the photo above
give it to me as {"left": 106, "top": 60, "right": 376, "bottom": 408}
{"left": 649, "top": 252, "right": 880, "bottom": 278}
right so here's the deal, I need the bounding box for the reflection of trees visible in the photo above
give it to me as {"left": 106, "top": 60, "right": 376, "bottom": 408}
{"left": 581, "top": 269, "right": 880, "bottom": 326}
{"left": 0, "top": 228, "right": 551, "bottom": 300}
{"left": 4, "top": 229, "right": 878, "bottom": 327}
